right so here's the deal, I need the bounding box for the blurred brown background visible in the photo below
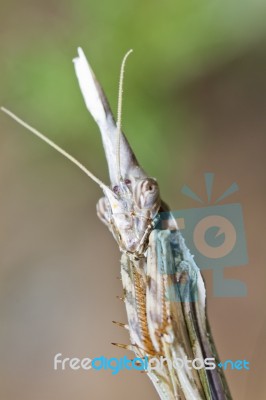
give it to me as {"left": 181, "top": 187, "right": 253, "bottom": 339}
{"left": 0, "top": 1, "right": 266, "bottom": 399}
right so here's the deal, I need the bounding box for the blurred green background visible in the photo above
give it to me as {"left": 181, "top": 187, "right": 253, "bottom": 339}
{"left": 1, "top": 1, "right": 266, "bottom": 399}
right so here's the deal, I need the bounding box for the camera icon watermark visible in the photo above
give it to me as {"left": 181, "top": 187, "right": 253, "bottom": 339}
{"left": 158, "top": 173, "right": 248, "bottom": 298}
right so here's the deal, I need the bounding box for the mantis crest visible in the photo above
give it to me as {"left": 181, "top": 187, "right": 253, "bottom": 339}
{"left": 2, "top": 48, "right": 232, "bottom": 400}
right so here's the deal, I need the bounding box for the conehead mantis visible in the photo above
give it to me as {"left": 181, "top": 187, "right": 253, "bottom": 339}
{"left": 1, "top": 48, "right": 232, "bottom": 400}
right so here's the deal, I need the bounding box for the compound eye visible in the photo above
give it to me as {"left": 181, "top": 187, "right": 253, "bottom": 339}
{"left": 134, "top": 178, "right": 160, "bottom": 210}
{"left": 113, "top": 185, "right": 119, "bottom": 194}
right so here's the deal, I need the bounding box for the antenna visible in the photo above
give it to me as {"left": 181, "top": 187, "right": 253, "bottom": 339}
{"left": 116, "top": 49, "right": 133, "bottom": 182}
{"left": 1, "top": 107, "right": 106, "bottom": 189}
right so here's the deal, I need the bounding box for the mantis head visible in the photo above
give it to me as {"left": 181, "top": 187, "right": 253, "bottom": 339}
{"left": 73, "top": 48, "right": 161, "bottom": 254}
{"left": 2, "top": 48, "right": 163, "bottom": 255}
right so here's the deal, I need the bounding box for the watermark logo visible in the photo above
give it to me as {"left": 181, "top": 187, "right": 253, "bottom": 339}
{"left": 53, "top": 354, "right": 249, "bottom": 374}
{"left": 218, "top": 360, "right": 250, "bottom": 370}
{"left": 158, "top": 173, "right": 248, "bottom": 297}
